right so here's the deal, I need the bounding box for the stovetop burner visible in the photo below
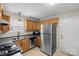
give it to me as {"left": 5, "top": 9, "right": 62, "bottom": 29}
{"left": 0, "top": 43, "right": 20, "bottom": 56}
{"left": 0, "top": 50, "right": 8, "bottom": 56}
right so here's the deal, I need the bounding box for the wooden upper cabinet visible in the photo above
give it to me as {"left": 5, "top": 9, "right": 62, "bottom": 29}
{"left": 0, "top": 3, "right": 3, "bottom": 19}
{"left": 24, "top": 17, "right": 59, "bottom": 31}
{"left": 3, "top": 15, "right": 10, "bottom": 32}
{"left": 3, "top": 15, "right": 10, "bottom": 22}
{"left": 3, "top": 25, "right": 10, "bottom": 32}
{"left": 0, "top": 25, "right": 2, "bottom": 32}
{"left": 32, "top": 21, "right": 37, "bottom": 31}
{"left": 25, "top": 20, "right": 33, "bottom": 31}
{"left": 40, "top": 17, "right": 59, "bottom": 24}
{"left": 0, "top": 11, "right": 2, "bottom": 32}
{"left": 24, "top": 19, "right": 39, "bottom": 31}
{"left": 37, "top": 21, "right": 40, "bottom": 30}
{"left": 0, "top": 10, "right": 2, "bottom": 19}
{"left": 40, "top": 20, "right": 49, "bottom": 24}
{"left": 48, "top": 18, "right": 59, "bottom": 24}
{"left": 0, "top": 4, "right": 3, "bottom": 10}
{"left": 0, "top": 4, "right": 3, "bottom": 20}
{"left": 27, "top": 20, "right": 33, "bottom": 31}
{"left": 44, "top": 20, "right": 49, "bottom": 24}
{"left": 0, "top": 4, "right": 3, "bottom": 32}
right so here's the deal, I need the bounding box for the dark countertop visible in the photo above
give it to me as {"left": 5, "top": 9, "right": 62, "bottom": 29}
{"left": 0, "top": 34, "right": 35, "bottom": 39}
{"left": 0, "top": 32, "right": 40, "bottom": 39}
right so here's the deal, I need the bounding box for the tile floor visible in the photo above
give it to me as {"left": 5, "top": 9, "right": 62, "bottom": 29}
{"left": 22, "top": 47, "right": 69, "bottom": 56}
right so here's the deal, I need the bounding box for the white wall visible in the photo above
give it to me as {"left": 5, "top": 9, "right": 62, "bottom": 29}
{"left": 51, "top": 9, "right": 79, "bottom": 55}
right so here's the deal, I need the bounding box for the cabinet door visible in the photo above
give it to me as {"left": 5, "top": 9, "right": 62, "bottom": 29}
{"left": 37, "top": 37, "right": 41, "bottom": 47}
{"left": 32, "top": 22, "right": 37, "bottom": 30}
{"left": 3, "top": 25, "right": 10, "bottom": 32}
{"left": 0, "top": 4, "right": 3, "bottom": 32}
{"left": 35, "top": 37, "right": 38, "bottom": 47}
{"left": 0, "top": 4, "right": 3, "bottom": 11}
{"left": 21, "top": 39, "right": 30, "bottom": 53}
{"left": 0, "top": 25, "right": 2, "bottom": 32}
{"left": 3, "top": 15, "right": 10, "bottom": 32}
{"left": 37, "top": 22, "right": 40, "bottom": 30}
{"left": 0, "top": 10, "right": 2, "bottom": 19}
{"left": 0, "top": 4, "right": 3, "bottom": 19}
{"left": 16, "top": 40, "right": 22, "bottom": 49}
{"left": 3, "top": 15, "right": 10, "bottom": 22}
{"left": 35, "top": 36, "right": 41, "bottom": 47}
{"left": 41, "top": 20, "right": 48, "bottom": 24}
{"left": 0, "top": 10, "right": 2, "bottom": 32}
{"left": 26, "top": 20, "right": 33, "bottom": 31}
{"left": 48, "top": 18, "right": 58, "bottom": 24}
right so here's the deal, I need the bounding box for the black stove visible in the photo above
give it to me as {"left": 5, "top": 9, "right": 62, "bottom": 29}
{"left": 0, "top": 43, "right": 20, "bottom": 56}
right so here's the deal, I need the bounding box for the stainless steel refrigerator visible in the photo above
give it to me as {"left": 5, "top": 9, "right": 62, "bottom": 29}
{"left": 40, "top": 24, "right": 57, "bottom": 56}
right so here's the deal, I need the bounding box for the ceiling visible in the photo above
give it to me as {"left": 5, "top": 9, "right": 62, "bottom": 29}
{"left": 3, "top": 3, "right": 79, "bottom": 20}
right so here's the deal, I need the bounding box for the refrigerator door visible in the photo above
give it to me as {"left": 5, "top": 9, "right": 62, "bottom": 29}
{"left": 40, "top": 24, "right": 51, "bottom": 34}
{"left": 52, "top": 24, "right": 57, "bottom": 54}
{"left": 41, "top": 34, "right": 52, "bottom": 55}
{"left": 40, "top": 24, "right": 57, "bottom": 56}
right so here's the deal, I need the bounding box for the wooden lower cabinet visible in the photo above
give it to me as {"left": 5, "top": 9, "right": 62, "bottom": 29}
{"left": 16, "top": 39, "right": 30, "bottom": 53}
{"left": 0, "top": 25, "right": 2, "bottom": 32}
{"left": 35, "top": 36, "right": 41, "bottom": 47}
{"left": 35, "top": 37, "right": 38, "bottom": 46}
{"left": 37, "top": 37, "right": 41, "bottom": 47}
{"left": 16, "top": 40, "right": 22, "bottom": 48}
{"left": 21, "top": 39, "right": 30, "bottom": 53}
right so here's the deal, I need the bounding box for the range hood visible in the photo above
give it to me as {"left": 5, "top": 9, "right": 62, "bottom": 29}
{"left": 0, "top": 19, "right": 9, "bottom": 25}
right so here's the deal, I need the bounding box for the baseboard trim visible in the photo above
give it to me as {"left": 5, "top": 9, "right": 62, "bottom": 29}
{"left": 60, "top": 50, "right": 74, "bottom": 56}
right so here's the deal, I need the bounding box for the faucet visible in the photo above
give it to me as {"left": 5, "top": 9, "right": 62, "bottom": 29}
{"left": 17, "top": 31, "right": 20, "bottom": 39}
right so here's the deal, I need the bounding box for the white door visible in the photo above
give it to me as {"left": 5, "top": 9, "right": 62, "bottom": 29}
{"left": 58, "top": 16, "right": 79, "bottom": 55}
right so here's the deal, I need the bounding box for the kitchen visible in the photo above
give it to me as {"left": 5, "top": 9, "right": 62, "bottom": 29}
{"left": 0, "top": 3, "right": 79, "bottom": 56}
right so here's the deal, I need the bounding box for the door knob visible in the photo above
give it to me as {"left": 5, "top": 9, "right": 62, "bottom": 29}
{"left": 61, "top": 34, "right": 63, "bottom": 39}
